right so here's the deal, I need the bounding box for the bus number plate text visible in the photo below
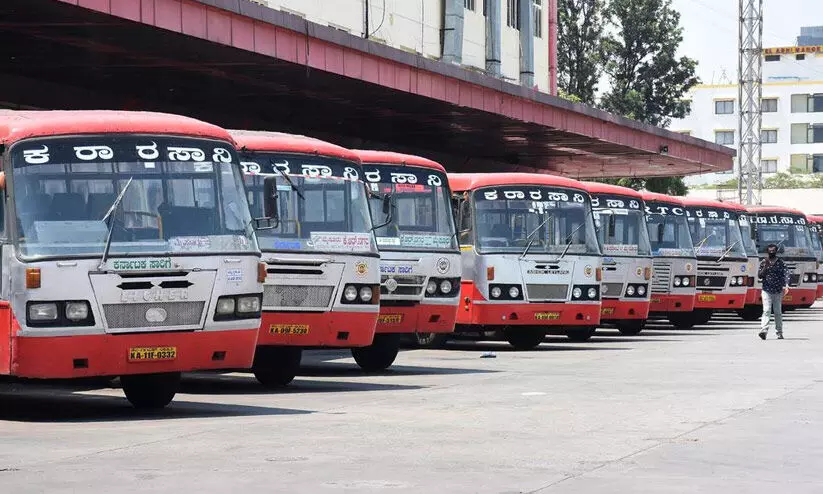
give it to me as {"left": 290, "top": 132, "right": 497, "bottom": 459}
{"left": 601, "top": 307, "right": 615, "bottom": 316}
{"left": 534, "top": 312, "right": 561, "bottom": 321}
{"left": 378, "top": 314, "right": 404, "bottom": 324}
{"left": 128, "top": 346, "right": 177, "bottom": 362}
{"left": 697, "top": 294, "right": 716, "bottom": 302}
{"left": 269, "top": 324, "right": 310, "bottom": 335}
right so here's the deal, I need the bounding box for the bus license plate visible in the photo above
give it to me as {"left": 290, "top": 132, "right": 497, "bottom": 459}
{"left": 650, "top": 298, "right": 662, "bottom": 304}
{"left": 783, "top": 295, "right": 793, "bottom": 302}
{"left": 128, "top": 346, "right": 177, "bottom": 362}
{"left": 601, "top": 307, "right": 615, "bottom": 316}
{"left": 534, "top": 312, "right": 560, "bottom": 321}
{"left": 698, "top": 294, "right": 716, "bottom": 302}
{"left": 378, "top": 314, "right": 404, "bottom": 324}
{"left": 270, "top": 324, "right": 310, "bottom": 335}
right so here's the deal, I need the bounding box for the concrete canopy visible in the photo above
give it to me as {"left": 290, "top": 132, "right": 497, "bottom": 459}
{"left": 0, "top": 0, "right": 734, "bottom": 178}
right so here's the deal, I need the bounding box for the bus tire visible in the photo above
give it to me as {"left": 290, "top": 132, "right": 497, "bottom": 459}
{"left": 252, "top": 346, "right": 302, "bottom": 387}
{"left": 566, "top": 326, "right": 596, "bottom": 342}
{"left": 505, "top": 329, "right": 545, "bottom": 350}
{"left": 737, "top": 305, "right": 761, "bottom": 321}
{"left": 617, "top": 320, "right": 645, "bottom": 336}
{"left": 121, "top": 372, "right": 180, "bottom": 409}
{"left": 668, "top": 313, "right": 695, "bottom": 329}
{"left": 352, "top": 334, "right": 400, "bottom": 372}
{"left": 414, "top": 332, "right": 450, "bottom": 349}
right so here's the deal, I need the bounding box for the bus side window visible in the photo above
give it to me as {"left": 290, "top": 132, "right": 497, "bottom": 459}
{"left": 457, "top": 199, "right": 473, "bottom": 245}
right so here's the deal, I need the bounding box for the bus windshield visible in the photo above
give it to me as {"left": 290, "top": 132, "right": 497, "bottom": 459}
{"left": 593, "top": 208, "right": 652, "bottom": 257}
{"left": 754, "top": 214, "right": 815, "bottom": 258}
{"left": 738, "top": 215, "right": 759, "bottom": 257}
{"left": 240, "top": 153, "right": 376, "bottom": 254}
{"left": 686, "top": 208, "right": 747, "bottom": 260}
{"left": 810, "top": 224, "right": 823, "bottom": 261}
{"left": 644, "top": 202, "right": 694, "bottom": 257}
{"left": 472, "top": 186, "right": 600, "bottom": 256}
{"left": 11, "top": 136, "right": 256, "bottom": 259}
{"left": 364, "top": 164, "right": 457, "bottom": 252}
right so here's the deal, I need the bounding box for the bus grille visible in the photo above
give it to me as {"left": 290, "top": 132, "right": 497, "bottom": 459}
{"left": 381, "top": 275, "right": 425, "bottom": 297}
{"left": 526, "top": 284, "right": 568, "bottom": 301}
{"left": 264, "top": 285, "right": 335, "bottom": 309}
{"left": 601, "top": 282, "right": 624, "bottom": 298}
{"left": 651, "top": 262, "right": 672, "bottom": 293}
{"left": 103, "top": 302, "right": 204, "bottom": 329}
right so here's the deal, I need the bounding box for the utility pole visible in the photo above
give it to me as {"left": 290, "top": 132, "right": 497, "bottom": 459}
{"left": 737, "top": 0, "right": 764, "bottom": 205}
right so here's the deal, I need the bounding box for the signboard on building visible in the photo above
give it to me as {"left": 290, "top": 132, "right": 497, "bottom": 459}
{"left": 763, "top": 45, "right": 823, "bottom": 55}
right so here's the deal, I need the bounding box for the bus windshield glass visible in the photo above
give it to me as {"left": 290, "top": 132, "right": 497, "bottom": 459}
{"left": 240, "top": 153, "right": 376, "bottom": 254}
{"left": 738, "top": 214, "right": 759, "bottom": 257}
{"left": 472, "top": 186, "right": 600, "bottom": 256}
{"left": 810, "top": 224, "right": 823, "bottom": 261}
{"left": 11, "top": 136, "right": 255, "bottom": 258}
{"left": 644, "top": 202, "right": 694, "bottom": 257}
{"left": 754, "top": 214, "right": 815, "bottom": 258}
{"left": 591, "top": 195, "right": 651, "bottom": 257}
{"left": 363, "top": 164, "right": 457, "bottom": 252}
{"left": 685, "top": 207, "right": 747, "bottom": 259}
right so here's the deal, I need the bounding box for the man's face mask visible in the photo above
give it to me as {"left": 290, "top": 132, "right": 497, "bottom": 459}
{"left": 768, "top": 248, "right": 777, "bottom": 258}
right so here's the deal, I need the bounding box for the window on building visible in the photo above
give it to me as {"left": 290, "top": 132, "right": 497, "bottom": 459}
{"left": 533, "top": 0, "right": 543, "bottom": 38}
{"left": 765, "top": 55, "right": 781, "bottom": 62}
{"left": 762, "top": 98, "right": 778, "bottom": 112}
{"left": 792, "top": 94, "right": 823, "bottom": 113}
{"left": 810, "top": 124, "right": 823, "bottom": 144}
{"left": 791, "top": 154, "right": 810, "bottom": 174}
{"left": 465, "top": 0, "right": 476, "bottom": 11}
{"left": 815, "top": 155, "right": 823, "bottom": 173}
{"left": 761, "top": 159, "right": 778, "bottom": 173}
{"left": 796, "top": 54, "right": 806, "bottom": 61}
{"left": 715, "top": 100, "right": 734, "bottom": 115}
{"left": 715, "top": 130, "right": 735, "bottom": 145}
{"left": 761, "top": 129, "right": 778, "bottom": 143}
{"left": 506, "top": 0, "right": 519, "bottom": 29}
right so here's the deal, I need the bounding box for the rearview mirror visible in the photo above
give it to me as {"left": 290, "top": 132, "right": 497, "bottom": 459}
{"left": 253, "top": 176, "right": 279, "bottom": 230}
{"left": 607, "top": 214, "right": 617, "bottom": 238}
{"left": 382, "top": 193, "right": 392, "bottom": 215}
{"left": 656, "top": 223, "right": 665, "bottom": 242}
{"left": 371, "top": 192, "right": 394, "bottom": 231}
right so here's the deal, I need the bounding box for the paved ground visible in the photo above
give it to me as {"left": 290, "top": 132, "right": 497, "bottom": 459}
{"left": 1, "top": 304, "right": 822, "bottom": 493}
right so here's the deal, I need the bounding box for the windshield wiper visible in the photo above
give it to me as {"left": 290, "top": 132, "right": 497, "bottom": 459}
{"left": 98, "top": 177, "right": 134, "bottom": 271}
{"left": 554, "top": 222, "right": 587, "bottom": 262}
{"left": 717, "top": 239, "right": 741, "bottom": 262}
{"left": 272, "top": 164, "right": 304, "bottom": 200}
{"left": 694, "top": 232, "right": 715, "bottom": 250}
{"left": 520, "top": 216, "right": 552, "bottom": 259}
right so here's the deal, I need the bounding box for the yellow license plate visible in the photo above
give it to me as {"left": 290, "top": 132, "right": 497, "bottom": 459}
{"left": 269, "top": 324, "right": 310, "bottom": 335}
{"left": 128, "top": 346, "right": 177, "bottom": 362}
{"left": 535, "top": 312, "right": 561, "bottom": 321}
{"left": 378, "top": 314, "right": 404, "bottom": 324}
{"left": 698, "top": 294, "right": 716, "bottom": 302}
{"left": 783, "top": 295, "right": 793, "bottom": 302}
{"left": 601, "top": 307, "right": 615, "bottom": 315}
{"left": 650, "top": 298, "right": 662, "bottom": 304}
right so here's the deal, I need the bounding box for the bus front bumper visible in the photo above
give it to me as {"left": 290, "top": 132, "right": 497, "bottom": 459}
{"left": 600, "top": 299, "right": 650, "bottom": 321}
{"left": 693, "top": 292, "right": 746, "bottom": 310}
{"left": 375, "top": 302, "right": 458, "bottom": 335}
{"left": 649, "top": 293, "right": 695, "bottom": 313}
{"left": 746, "top": 288, "right": 762, "bottom": 305}
{"left": 257, "top": 310, "right": 377, "bottom": 348}
{"left": 459, "top": 301, "right": 601, "bottom": 327}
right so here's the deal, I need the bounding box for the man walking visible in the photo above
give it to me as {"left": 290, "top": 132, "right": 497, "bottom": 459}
{"left": 758, "top": 243, "right": 791, "bottom": 340}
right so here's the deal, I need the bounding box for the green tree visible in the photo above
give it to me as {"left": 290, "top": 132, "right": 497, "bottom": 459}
{"left": 600, "top": 0, "right": 699, "bottom": 128}
{"left": 557, "top": 0, "right": 606, "bottom": 105}
{"left": 597, "top": 176, "right": 688, "bottom": 195}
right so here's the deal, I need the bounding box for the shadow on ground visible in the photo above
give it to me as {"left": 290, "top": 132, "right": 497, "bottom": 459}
{"left": 179, "top": 372, "right": 430, "bottom": 395}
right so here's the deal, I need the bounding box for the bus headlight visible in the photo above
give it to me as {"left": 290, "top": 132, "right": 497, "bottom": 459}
{"left": 215, "top": 297, "right": 236, "bottom": 315}
{"left": 344, "top": 285, "right": 359, "bottom": 302}
{"left": 490, "top": 286, "right": 502, "bottom": 299}
{"left": 508, "top": 286, "right": 519, "bottom": 299}
{"left": 28, "top": 302, "right": 58, "bottom": 321}
{"left": 626, "top": 285, "right": 635, "bottom": 296}
{"left": 587, "top": 287, "right": 598, "bottom": 299}
{"left": 65, "top": 302, "right": 89, "bottom": 321}
{"left": 673, "top": 277, "right": 682, "bottom": 287}
{"left": 440, "top": 280, "right": 453, "bottom": 295}
{"left": 637, "top": 285, "right": 646, "bottom": 296}
{"left": 682, "top": 276, "right": 691, "bottom": 286}
{"left": 215, "top": 294, "right": 262, "bottom": 320}
{"left": 803, "top": 274, "right": 810, "bottom": 282}
{"left": 572, "top": 287, "right": 583, "bottom": 299}
{"left": 359, "top": 286, "right": 373, "bottom": 302}
{"left": 426, "top": 280, "right": 438, "bottom": 295}
{"left": 730, "top": 277, "right": 738, "bottom": 286}
{"left": 236, "top": 296, "right": 261, "bottom": 314}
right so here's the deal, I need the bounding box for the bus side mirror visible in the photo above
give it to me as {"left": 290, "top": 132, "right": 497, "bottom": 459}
{"left": 607, "top": 215, "right": 617, "bottom": 238}
{"left": 382, "top": 193, "right": 392, "bottom": 215}
{"left": 371, "top": 192, "right": 394, "bottom": 231}
{"left": 656, "top": 223, "right": 665, "bottom": 242}
{"left": 459, "top": 200, "right": 472, "bottom": 234}
{"left": 254, "top": 176, "right": 279, "bottom": 230}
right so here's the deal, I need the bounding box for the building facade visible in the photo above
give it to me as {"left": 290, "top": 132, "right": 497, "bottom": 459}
{"left": 670, "top": 30, "right": 823, "bottom": 187}
{"left": 250, "top": 0, "right": 556, "bottom": 94}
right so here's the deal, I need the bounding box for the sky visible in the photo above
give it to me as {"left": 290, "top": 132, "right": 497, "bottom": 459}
{"left": 672, "top": 0, "right": 820, "bottom": 84}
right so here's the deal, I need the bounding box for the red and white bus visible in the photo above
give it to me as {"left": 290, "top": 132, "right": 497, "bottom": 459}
{"left": 449, "top": 173, "right": 602, "bottom": 348}
{"left": 355, "top": 151, "right": 460, "bottom": 366}
{"left": 736, "top": 205, "right": 764, "bottom": 320}
{"left": 680, "top": 198, "right": 749, "bottom": 327}
{"left": 806, "top": 215, "right": 823, "bottom": 300}
{"left": 641, "top": 192, "right": 697, "bottom": 327}
{"left": 1, "top": 111, "right": 264, "bottom": 408}
{"left": 582, "top": 182, "right": 652, "bottom": 335}
{"left": 749, "top": 206, "right": 818, "bottom": 309}
{"left": 233, "top": 131, "right": 380, "bottom": 385}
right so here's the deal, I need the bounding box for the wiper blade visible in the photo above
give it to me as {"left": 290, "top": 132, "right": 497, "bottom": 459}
{"left": 520, "top": 216, "right": 551, "bottom": 259}
{"left": 554, "top": 222, "right": 587, "bottom": 262}
{"left": 694, "top": 232, "right": 715, "bottom": 250}
{"left": 717, "top": 239, "right": 741, "bottom": 262}
{"left": 98, "top": 177, "right": 134, "bottom": 271}
{"left": 272, "top": 163, "right": 304, "bottom": 200}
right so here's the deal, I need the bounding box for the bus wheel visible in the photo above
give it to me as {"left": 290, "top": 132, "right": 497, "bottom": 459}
{"left": 737, "top": 305, "right": 761, "bottom": 321}
{"left": 617, "top": 320, "right": 645, "bottom": 336}
{"left": 566, "top": 327, "right": 596, "bottom": 342}
{"left": 505, "top": 330, "right": 545, "bottom": 350}
{"left": 121, "top": 372, "right": 180, "bottom": 409}
{"left": 414, "top": 332, "right": 449, "bottom": 349}
{"left": 352, "top": 334, "right": 400, "bottom": 372}
{"left": 668, "top": 313, "right": 695, "bottom": 330}
{"left": 252, "top": 346, "right": 302, "bottom": 387}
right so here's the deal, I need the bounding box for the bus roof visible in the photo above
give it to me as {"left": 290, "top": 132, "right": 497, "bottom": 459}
{"left": 0, "top": 110, "right": 234, "bottom": 145}
{"left": 580, "top": 181, "right": 643, "bottom": 199}
{"left": 353, "top": 150, "right": 445, "bottom": 172}
{"left": 747, "top": 205, "right": 807, "bottom": 216}
{"left": 808, "top": 215, "right": 823, "bottom": 224}
{"left": 448, "top": 172, "right": 586, "bottom": 192}
{"left": 681, "top": 197, "right": 742, "bottom": 211}
{"left": 639, "top": 191, "right": 685, "bottom": 205}
{"left": 230, "top": 130, "right": 360, "bottom": 162}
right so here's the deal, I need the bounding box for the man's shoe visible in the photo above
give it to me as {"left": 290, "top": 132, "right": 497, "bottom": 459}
{"left": 759, "top": 331, "right": 767, "bottom": 340}
{"left": 777, "top": 334, "right": 784, "bottom": 340}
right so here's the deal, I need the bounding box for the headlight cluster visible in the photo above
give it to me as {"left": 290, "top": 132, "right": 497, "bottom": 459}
{"left": 729, "top": 276, "right": 748, "bottom": 286}
{"left": 340, "top": 284, "right": 380, "bottom": 305}
{"left": 489, "top": 284, "right": 524, "bottom": 300}
{"left": 672, "top": 276, "right": 695, "bottom": 287}
{"left": 624, "top": 284, "right": 648, "bottom": 298}
{"left": 803, "top": 273, "right": 819, "bottom": 283}
{"left": 26, "top": 300, "right": 94, "bottom": 327}
{"left": 425, "top": 277, "right": 461, "bottom": 298}
{"left": 572, "top": 285, "right": 599, "bottom": 301}
{"left": 215, "top": 294, "right": 263, "bottom": 320}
